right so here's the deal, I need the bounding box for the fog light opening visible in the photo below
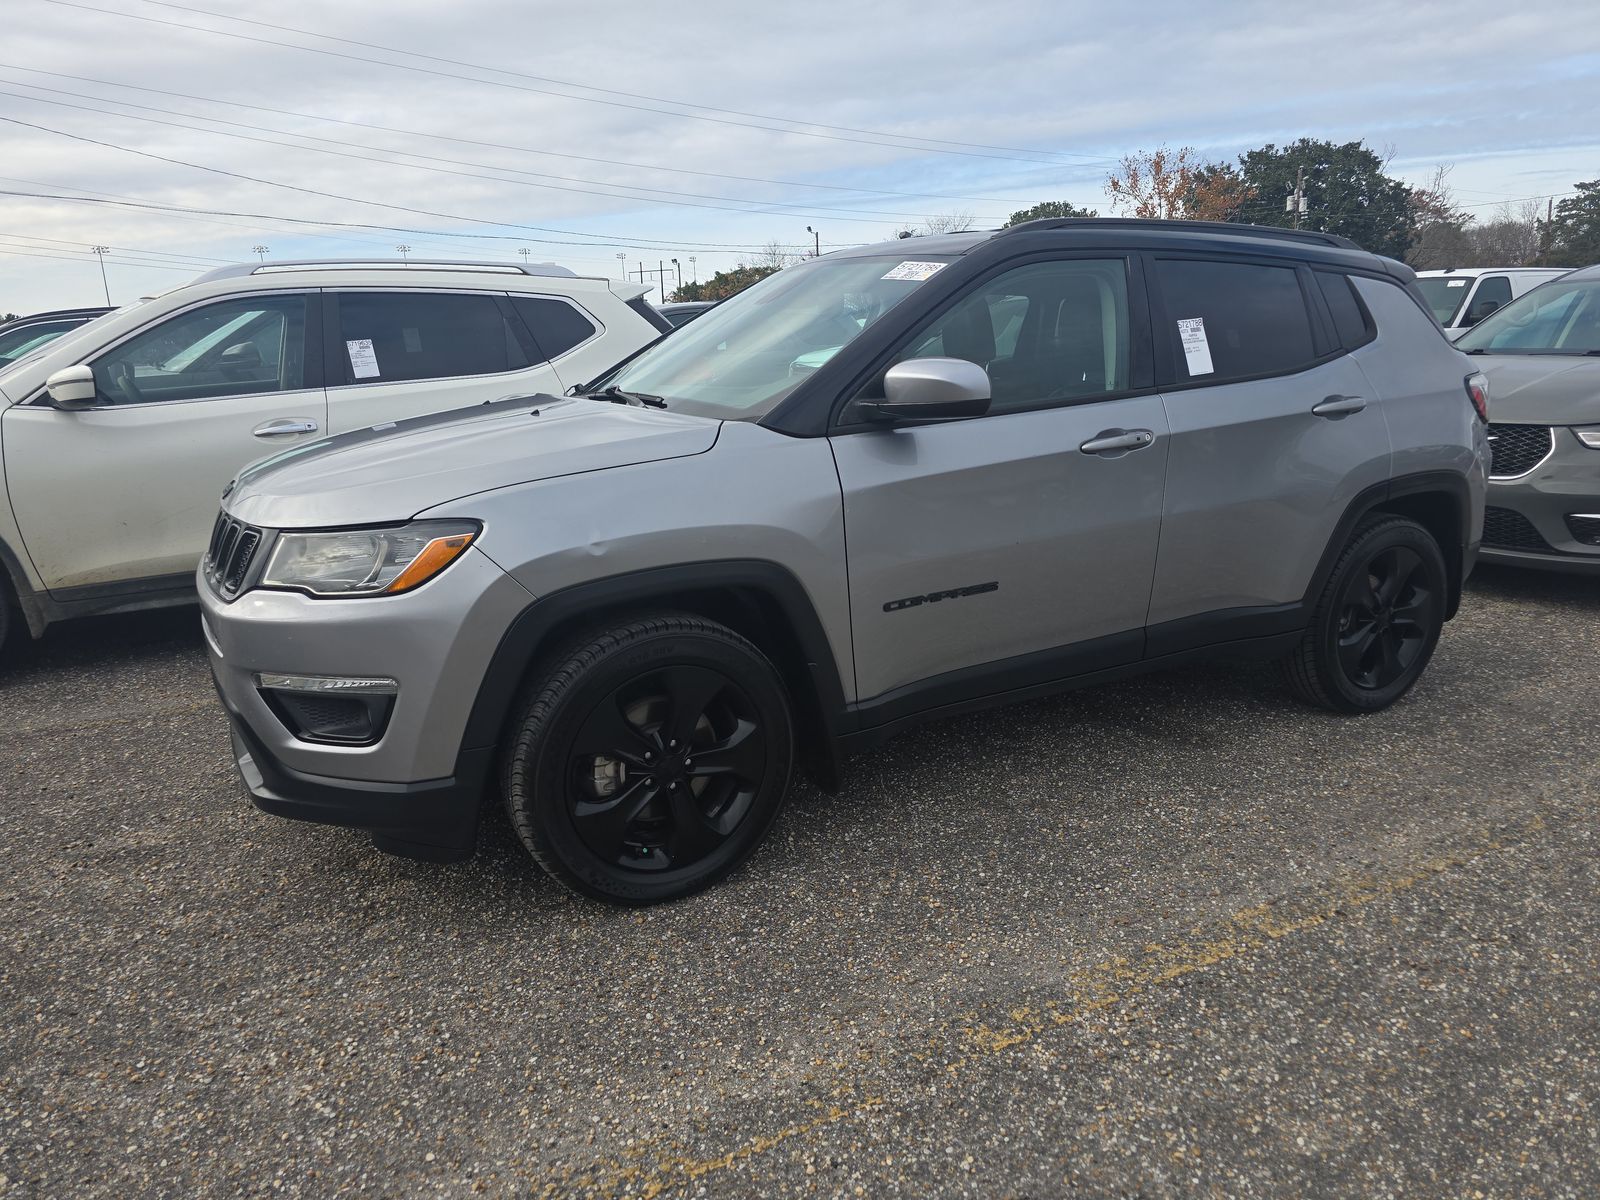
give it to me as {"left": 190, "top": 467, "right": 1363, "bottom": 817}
{"left": 255, "top": 673, "right": 398, "bottom": 744}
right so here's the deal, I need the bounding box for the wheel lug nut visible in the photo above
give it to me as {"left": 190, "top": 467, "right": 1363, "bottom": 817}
{"left": 644, "top": 751, "right": 653, "bottom": 762}
{"left": 668, "top": 781, "right": 678, "bottom": 790}
{"left": 645, "top": 777, "right": 655, "bottom": 787}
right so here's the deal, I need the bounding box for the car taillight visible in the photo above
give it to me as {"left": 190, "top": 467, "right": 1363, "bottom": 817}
{"left": 1465, "top": 372, "right": 1489, "bottom": 423}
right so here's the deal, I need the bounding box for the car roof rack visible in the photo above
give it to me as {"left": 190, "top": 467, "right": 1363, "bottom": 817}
{"left": 999, "top": 217, "right": 1362, "bottom": 251}
{"left": 188, "top": 259, "right": 581, "bottom": 284}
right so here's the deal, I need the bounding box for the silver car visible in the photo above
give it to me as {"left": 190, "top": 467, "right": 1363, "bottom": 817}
{"left": 1457, "top": 264, "right": 1600, "bottom": 575}
{"left": 201, "top": 219, "right": 1489, "bottom": 904}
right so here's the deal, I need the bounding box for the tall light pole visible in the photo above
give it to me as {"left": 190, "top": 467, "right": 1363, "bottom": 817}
{"left": 90, "top": 245, "right": 110, "bottom": 304}
{"left": 395, "top": 243, "right": 411, "bottom": 261}
{"left": 615, "top": 252, "right": 626, "bottom": 280}
{"left": 517, "top": 247, "right": 531, "bottom": 266}
{"left": 805, "top": 226, "right": 820, "bottom": 258}
{"left": 671, "top": 258, "right": 681, "bottom": 292}
{"left": 252, "top": 244, "right": 269, "bottom": 262}
{"left": 689, "top": 255, "right": 697, "bottom": 283}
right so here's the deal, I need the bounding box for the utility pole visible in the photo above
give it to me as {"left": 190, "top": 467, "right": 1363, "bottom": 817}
{"left": 517, "top": 247, "right": 531, "bottom": 266}
{"left": 616, "top": 252, "right": 626, "bottom": 280}
{"left": 252, "top": 244, "right": 269, "bottom": 262}
{"left": 395, "top": 243, "right": 411, "bottom": 261}
{"left": 1286, "top": 167, "right": 1308, "bottom": 229}
{"left": 659, "top": 260, "right": 666, "bottom": 303}
{"left": 806, "top": 225, "right": 821, "bottom": 258}
{"left": 90, "top": 245, "right": 110, "bottom": 304}
{"left": 671, "top": 258, "right": 681, "bottom": 291}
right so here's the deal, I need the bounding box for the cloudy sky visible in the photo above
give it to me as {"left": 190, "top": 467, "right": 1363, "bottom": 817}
{"left": 2, "top": 0, "right": 1596, "bottom": 312}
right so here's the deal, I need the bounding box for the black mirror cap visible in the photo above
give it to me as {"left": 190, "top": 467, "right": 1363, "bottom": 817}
{"left": 857, "top": 393, "right": 991, "bottom": 424}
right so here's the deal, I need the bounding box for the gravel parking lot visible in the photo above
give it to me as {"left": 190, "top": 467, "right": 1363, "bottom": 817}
{"left": 2, "top": 565, "right": 1596, "bottom": 1198}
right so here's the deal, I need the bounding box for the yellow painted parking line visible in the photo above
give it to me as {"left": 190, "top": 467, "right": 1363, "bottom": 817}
{"left": 541, "top": 816, "right": 1545, "bottom": 1199}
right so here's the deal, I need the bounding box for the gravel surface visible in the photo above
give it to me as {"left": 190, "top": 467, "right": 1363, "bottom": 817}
{"left": 2, "top": 565, "right": 1596, "bottom": 1198}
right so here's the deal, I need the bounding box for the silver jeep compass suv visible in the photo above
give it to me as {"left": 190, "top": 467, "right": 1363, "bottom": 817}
{"left": 201, "top": 219, "right": 1490, "bottom": 904}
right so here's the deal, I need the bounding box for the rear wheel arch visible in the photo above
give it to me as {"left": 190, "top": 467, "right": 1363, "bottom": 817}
{"left": 460, "top": 561, "right": 847, "bottom": 792}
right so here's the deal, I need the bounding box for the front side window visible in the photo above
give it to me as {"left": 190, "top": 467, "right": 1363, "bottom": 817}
{"left": 1414, "top": 275, "right": 1473, "bottom": 326}
{"left": 892, "top": 259, "right": 1131, "bottom": 412}
{"left": 1461, "top": 275, "right": 1512, "bottom": 327}
{"left": 1156, "top": 259, "right": 1316, "bottom": 383}
{"left": 1457, "top": 277, "right": 1600, "bottom": 354}
{"left": 92, "top": 295, "right": 307, "bottom": 405}
{"left": 334, "top": 292, "right": 527, "bottom": 384}
{"left": 600, "top": 255, "right": 952, "bottom": 420}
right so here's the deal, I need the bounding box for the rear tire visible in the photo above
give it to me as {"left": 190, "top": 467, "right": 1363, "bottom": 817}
{"left": 501, "top": 614, "right": 794, "bottom": 905}
{"left": 1283, "top": 515, "right": 1447, "bottom": 713}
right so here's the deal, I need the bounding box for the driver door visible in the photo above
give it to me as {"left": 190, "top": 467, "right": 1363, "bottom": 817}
{"left": 2, "top": 291, "right": 325, "bottom": 593}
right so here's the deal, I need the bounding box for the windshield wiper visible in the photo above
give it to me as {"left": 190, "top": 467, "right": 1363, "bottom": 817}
{"left": 586, "top": 384, "right": 668, "bottom": 409}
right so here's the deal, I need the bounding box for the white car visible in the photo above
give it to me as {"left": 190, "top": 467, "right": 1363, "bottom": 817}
{"left": 1413, "top": 267, "right": 1568, "bottom": 339}
{"left": 0, "top": 259, "right": 667, "bottom": 651}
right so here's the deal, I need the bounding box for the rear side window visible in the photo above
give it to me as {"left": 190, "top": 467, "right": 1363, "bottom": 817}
{"left": 334, "top": 292, "right": 527, "bottom": 384}
{"left": 510, "top": 296, "right": 598, "bottom": 360}
{"left": 1315, "top": 272, "right": 1374, "bottom": 349}
{"left": 1155, "top": 259, "right": 1316, "bottom": 383}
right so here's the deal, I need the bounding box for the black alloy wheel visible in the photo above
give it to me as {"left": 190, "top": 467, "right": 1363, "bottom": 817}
{"left": 502, "top": 614, "right": 794, "bottom": 904}
{"left": 1284, "top": 514, "right": 1448, "bottom": 713}
{"left": 567, "top": 664, "right": 768, "bottom": 873}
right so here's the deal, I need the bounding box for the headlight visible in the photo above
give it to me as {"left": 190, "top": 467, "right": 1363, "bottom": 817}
{"left": 1575, "top": 426, "right": 1600, "bottom": 450}
{"left": 260, "top": 520, "right": 479, "bottom": 597}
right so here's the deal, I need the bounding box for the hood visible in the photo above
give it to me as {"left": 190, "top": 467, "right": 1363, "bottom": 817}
{"left": 1474, "top": 355, "right": 1600, "bottom": 425}
{"left": 225, "top": 396, "right": 720, "bottom": 528}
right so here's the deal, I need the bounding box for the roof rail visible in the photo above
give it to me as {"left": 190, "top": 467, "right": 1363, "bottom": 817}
{"left": 999, "top": 217, "right": 1362, "bottom": 251}
{"left": 187, "top": 258, "right": 580, "bottom": 285}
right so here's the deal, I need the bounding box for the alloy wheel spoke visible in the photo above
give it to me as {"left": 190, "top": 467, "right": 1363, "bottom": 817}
{"left": 1376, "top": 548, "right": 1420, "bottom": 607}
{"left": 1339, "top": 621, "right": 1380, "bottom": 680}
{"left": 664, "top": 784, "right": 722, "bottom": 864}
{"left": 573, "top": 697, "right": 655, "bottom": 766}
{"left": 572, "top": 776, "right": 658, "bottom": 857}
{"left": 686, "top": 718, "right": 765, "bottom": 786}
{"left": 659, "top": 666, "right": 727, "bottom": 749}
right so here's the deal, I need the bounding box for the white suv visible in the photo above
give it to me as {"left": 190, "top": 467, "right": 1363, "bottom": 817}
{"left": 0, "top": 259, "right": 667, "bottom": 651}
{"left": 1413, "top": 267, "right": 1568, "bottom": 338}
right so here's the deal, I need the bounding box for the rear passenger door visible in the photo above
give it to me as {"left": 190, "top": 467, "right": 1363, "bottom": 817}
{"left": 1144, "top": 256, "right": 1391, "bottom": 648}
{"left": 324, "top": 290, "right": 574, "bottom": 432}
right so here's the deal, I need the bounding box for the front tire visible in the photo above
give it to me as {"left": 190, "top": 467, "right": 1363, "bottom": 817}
{"left": 1283, "top": 515, "right": 1448, "bottom": 713}
{"left": 501, "top": 614, "right": 794, "bottom": 904}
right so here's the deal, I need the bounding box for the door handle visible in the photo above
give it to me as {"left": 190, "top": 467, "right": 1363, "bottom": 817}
{"left": 1079, "top": 428, "right": 1155, "bottom": 455}
{"left": 252, "top": 417, "right": 319, "bottom": 438}
{"left": 1311, "top": 395, "right": 1366, "bottom": 418}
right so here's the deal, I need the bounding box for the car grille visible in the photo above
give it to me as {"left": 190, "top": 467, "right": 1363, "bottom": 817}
{"left": 1482, "top": 506, "right": 1552, "bottom": 552}
{"left": 1565, "top": 514, "right": 1600, "bottom": 547}
{"left": 1485, "top": 423, "right": 1553, "bottom": 478}
{"left": 205, "top": 512, "right": 264, "bottom": 595}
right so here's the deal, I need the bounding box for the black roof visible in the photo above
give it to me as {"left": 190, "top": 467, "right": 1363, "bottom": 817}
{"left": 0, "top": 306, "right": 114, "bottom": 329}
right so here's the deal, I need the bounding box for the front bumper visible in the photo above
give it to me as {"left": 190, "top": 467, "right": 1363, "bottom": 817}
{"left": 201, "top": 544, "right": 535, "bottom": 857}
{"left": 1480, "top": 427, "right": 1600, "bottom": 575}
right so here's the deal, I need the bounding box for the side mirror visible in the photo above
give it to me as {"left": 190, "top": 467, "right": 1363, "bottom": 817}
{"left": 857, "top": 357, "right": 991, "bottom": 425}
{"left": 44, "top": 364, "right": 101, "bottom": 410}
{"left": 219, "top": 341, "right": 263, "bottom": 370}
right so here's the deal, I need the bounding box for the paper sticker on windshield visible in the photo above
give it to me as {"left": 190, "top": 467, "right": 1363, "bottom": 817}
{"left": 346, "top": 338, "right": 380, "bottom": 379}
{"left": 882, "top": 261, "right": 947, "bottom": 282}
{"left": 1446, "top": 279, "right": 1467, "bottom": 287}
{"left": 1177, "top": 318, "right": 1214, "bottom": 377}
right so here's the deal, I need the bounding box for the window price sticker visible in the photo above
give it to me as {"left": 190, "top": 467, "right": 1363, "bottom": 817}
{"left": 1176, "top": 317, "right": 1214, "bottom": 377}
{"left": 881, "top": 261, "right": 948, "bottom": 282}
{"left": 346, "top": 338, "right": 380, "bottom": 379}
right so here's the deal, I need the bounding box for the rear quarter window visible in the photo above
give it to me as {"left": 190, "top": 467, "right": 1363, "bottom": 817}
{"left": 1315, "top": 271, "right": 1375, "bottom": 350}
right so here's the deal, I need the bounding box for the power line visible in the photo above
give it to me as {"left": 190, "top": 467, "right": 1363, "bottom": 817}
{"left": 0, "top": 83, "right": 1012, "bottom": 224}
{"left": 0, "top": 62, "right": 1053, "bottom": 206}
{"left": 38, "top": 0, "right": 1096, "bottom": 168}
{"left": 122, "top": 0, "right": 1113, "bottom": 165}
{"left": 0, "top": 230, "right": 230, "bottom": 264}
{"left": 0, "top": 244, "right": 196, "bottom": 272}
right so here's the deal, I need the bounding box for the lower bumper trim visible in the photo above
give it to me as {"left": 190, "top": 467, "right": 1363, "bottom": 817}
{"left": 228, "top": 715, "right": 490, "bottom": 861}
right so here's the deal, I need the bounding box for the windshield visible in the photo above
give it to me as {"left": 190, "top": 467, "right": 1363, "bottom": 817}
{"left": 1414, "top": 276, "right": 1473, "bottom": 326}
{"left": 0, "top": 323, "right": 79, "bottom": 365}
{"left": 1456, "top": 277, "right": 1599, "bottom": 354}
{"left": 598, "top": 255, "right": 955, "bottom": 420}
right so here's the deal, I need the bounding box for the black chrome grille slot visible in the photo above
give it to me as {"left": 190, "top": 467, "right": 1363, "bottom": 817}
{"left": 1482, "top": 506, "right": 1552, "bottom": 551}
{"left": 1485, "top": 423, "right": 1553, "bottom": 479}
{"left": 204, "top": 513, "right": 265, "bottom": 595}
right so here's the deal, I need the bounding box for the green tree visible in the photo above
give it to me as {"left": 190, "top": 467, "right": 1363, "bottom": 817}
{"left": 1234, "top": 139, "right": 1414, "bottom": 258}
{"left": 1004, "top": 200, "right": 1098, "bottom": 227}
{"left": 1535, "top": 180, "right": 1600, "bottom": 267}
{"left": 669, "top": 264, "right": 778, "bottom": 303}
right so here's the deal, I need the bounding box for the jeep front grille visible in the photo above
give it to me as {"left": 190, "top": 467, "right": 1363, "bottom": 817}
{"left": 205, "top": 512, "right": 264, "bottom": 595}
{"left": 1485, "top": 423, "right": 1553, "bottom": 479}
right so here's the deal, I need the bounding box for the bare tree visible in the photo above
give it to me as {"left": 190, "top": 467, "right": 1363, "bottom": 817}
{"left": 1468, "top": 200, "right": 1542, "bottom": 266}
{"left": 919, "top": 211, "right": 976, "bottom": 235}
{"left": 1407, "top": 164, "right": 1474, "bottom": 269}
{"left": 750, "top": 240, "right": 799, "bottom": 271}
